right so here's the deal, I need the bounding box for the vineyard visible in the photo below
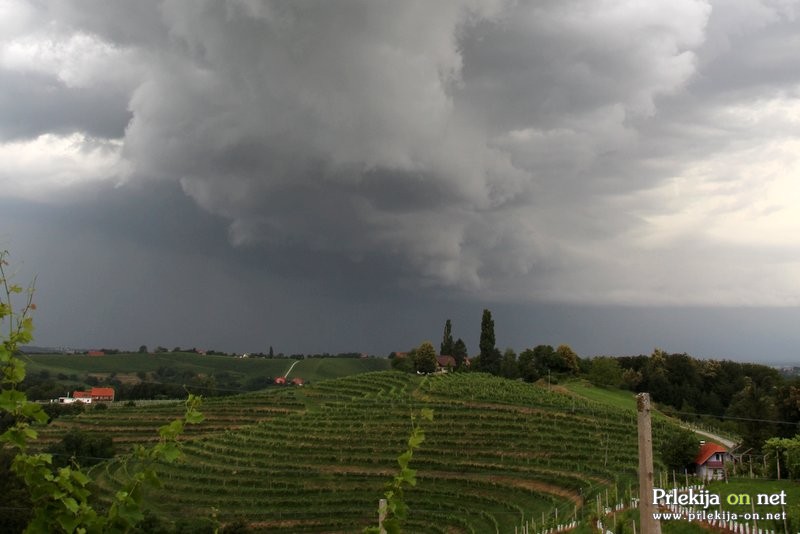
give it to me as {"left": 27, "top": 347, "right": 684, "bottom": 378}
{"left": 41, "top": 372, "right": 676, "bottom": 532}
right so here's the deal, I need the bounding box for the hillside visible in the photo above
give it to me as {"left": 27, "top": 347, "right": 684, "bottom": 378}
{"left": 55, "top": 371, "right": 676, "bottom": 533}
{"left": 23, "top": 353, "right": 390, "bottom": 397}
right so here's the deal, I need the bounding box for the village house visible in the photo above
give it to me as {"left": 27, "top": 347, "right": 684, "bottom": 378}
{"left": 694, "top": 441, "right": 730, "bottom": 481}
{"left": 57, "top": 387, "right": 115, "bottom": 404}
{"left": 74, "top": 387, "right": 115, "bottom": 402}
{"left": 436, "top": 355, "right": 456, "bottom": 372}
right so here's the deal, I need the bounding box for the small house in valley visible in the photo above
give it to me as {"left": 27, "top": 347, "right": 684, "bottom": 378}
{"left": 74, "top": 387, "right": 115, "bottom": 402}
{"left": 57, "top": 387, "right": 115, "bottom": 404}
{"left": 695, "top": 442, "right": 729, "bottom": 481}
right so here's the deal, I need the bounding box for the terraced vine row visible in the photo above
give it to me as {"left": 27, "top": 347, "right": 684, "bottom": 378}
{"left": 49, "top": 371, "right": 670, "bottom": 532}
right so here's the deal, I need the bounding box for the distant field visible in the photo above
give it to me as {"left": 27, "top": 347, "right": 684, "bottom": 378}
{"left": 23, "top": 352, "right": 390, "bottom": 384}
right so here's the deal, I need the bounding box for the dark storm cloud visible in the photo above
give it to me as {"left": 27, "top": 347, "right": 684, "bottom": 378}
{"left": 0, "top": 69, "right": 131, "bottom": 141}
{"left": 3, "top": 0, "right": 800, "bottom": 356}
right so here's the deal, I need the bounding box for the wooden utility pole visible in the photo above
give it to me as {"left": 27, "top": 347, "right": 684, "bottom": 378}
{"left": 637, "top": 393, "right": 662, "bottom": 534}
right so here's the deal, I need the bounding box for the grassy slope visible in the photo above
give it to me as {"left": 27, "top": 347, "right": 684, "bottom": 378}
{"left": 562, "top": 380, "right": 638, "bottom": 412}
{"left": 73, "top": 372, "right": 658, "bottom": 533}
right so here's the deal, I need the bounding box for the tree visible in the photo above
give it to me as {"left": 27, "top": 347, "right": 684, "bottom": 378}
{"left": 477, "top": 309, "right": 500, "bottom": 375}
{"left": 390, "top": 352, "right": 414, "bottom": 373}
{"left": 555, "top": 344, "right": 580, "bottom": 375}
{"left": 479, "top": 309, "right": 495, "bottom": 356}
{"left": 660, "top": 428, "right": 700, "bottom": 472}
{"left": 518, "top": 348, "right": 538, "bottom": 382}
{"left": 532, "top": 344, "right": 558, "bottom": 376}
{"left": 727, "top": 377, "right": 777, "bottom": 452}
{"left": 452, "top": 338, "right": 468, "bottom": 369}
{"left": 500, "top": 348, "right": 519, "bottom": 379}
{"left": 414, "top": 341, "right": 438, "bottom": 374}
{"left": 268, "top": 345, "right": 274, "bottom": 358}
{"left": 440, "top": 319, "right": 454, "bottom": 356}
{"left": 138, "top": 345, "right": 148, "bottom": 354}
{"left": 589, "top": 357, "right": 622, "bottom": 387}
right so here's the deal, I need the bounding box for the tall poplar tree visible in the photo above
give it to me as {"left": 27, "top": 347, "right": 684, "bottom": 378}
{"left": 478, "top": 309, "right": 500, "bottom": 375}
{"left": 440, "top": 319, "right": 454, "bottom": 356}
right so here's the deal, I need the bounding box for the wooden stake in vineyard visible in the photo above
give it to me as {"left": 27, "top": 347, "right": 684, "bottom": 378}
{"left": 378, "top": 498, "right": 387, "bottom": 534}
{"left": 637, "top": 393, "right": 662, "bottom": 534}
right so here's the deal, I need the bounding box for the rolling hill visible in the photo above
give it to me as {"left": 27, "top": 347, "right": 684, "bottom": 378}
{"left": 36, "top": 371, "right": 679, "bottom": 532}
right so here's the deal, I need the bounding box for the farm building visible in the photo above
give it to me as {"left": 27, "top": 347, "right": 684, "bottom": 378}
{"left": 695, "top": 441, "right": 730, "bottom": 481}
{"left": 87, "top": 350, "right": 105, "bottom": 356}
{"left": 274, "top": 377, "right": 286, "bottom": 385}
{"left": 291, "top": 377, "right": 304, "bottom": 386}
{"left": 72, "top": 387, "right": 115, "bottom": 402}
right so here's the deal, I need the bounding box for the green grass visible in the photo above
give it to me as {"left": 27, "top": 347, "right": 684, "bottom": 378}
{"left": 563, "top": 380, "right": 638, "bottom": 412}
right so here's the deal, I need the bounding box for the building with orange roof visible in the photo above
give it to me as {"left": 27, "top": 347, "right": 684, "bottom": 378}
{"left": 694, "top": 441, "right": 729, "bottom": 481}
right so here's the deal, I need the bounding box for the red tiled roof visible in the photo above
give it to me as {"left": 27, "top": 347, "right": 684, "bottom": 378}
{"left": 73, "top": 391, "right": 91, "bottom": 398}
{"left": 695, "top": 442, "right": 727, "bottom": 465}
{"left": 437, "top": 355, "right": 456, "bottom": 367}
{"left": 90, "top": 387, "right": 115, "bottom": 398}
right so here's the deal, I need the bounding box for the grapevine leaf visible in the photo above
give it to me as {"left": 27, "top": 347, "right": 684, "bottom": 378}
{"left": 407, "top": 429, "right": 424, "bottom": 449}
{"left": 185, "top": 410, "right": 204, "bottom": 424}
{"left": 396, "top": 450, "right": 412, "bottom": 469}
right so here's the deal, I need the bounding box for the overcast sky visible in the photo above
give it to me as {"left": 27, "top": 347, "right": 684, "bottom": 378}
{"left": 2, "top": 0, "right": 800, "bottom": 361}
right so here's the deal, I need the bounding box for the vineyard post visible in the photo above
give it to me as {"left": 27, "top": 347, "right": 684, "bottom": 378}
{"left": 378, "top": 498, "right": 387, "bottom": 534}
{"left": 637, "top": 392, "right": 661, "bottom": 534}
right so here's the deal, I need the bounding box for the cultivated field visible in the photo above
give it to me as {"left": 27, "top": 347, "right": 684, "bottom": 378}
{"left": 36, "top": 371, "right": 678, "bottom": 532}
{"left": 24, "top": 352, "right": 390, "bottom": 386}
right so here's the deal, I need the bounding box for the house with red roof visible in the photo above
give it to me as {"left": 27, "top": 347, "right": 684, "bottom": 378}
{"left": 274, "top": 377, "right": 286, "bottom": 385}
{"left": 89, "top": 387, "right": 115, "bottom": 402}
{"left": 72, "top": 387, "right": 115, "bottom": 403}
{"left": 436, "top": 355, "right": 456, "bottom": 372}
{"left": 695, "top": 441, "right": 730, "bottom": 481}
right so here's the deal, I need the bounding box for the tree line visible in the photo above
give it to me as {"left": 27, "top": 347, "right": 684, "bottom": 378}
{"left": 392, "top": 309, "right": 800, "bottom": 453}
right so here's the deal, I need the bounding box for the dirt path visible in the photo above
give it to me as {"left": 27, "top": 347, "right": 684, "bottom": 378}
{"left": 682, "top": 425, "right": 737, "bottom": 449}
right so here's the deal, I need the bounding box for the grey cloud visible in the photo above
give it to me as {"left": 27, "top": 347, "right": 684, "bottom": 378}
{"left": 0, "top": 69, "right": 131, "bottom": 141}
{"left": 4, "top": 0, "right": 800, "bottom": 309}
